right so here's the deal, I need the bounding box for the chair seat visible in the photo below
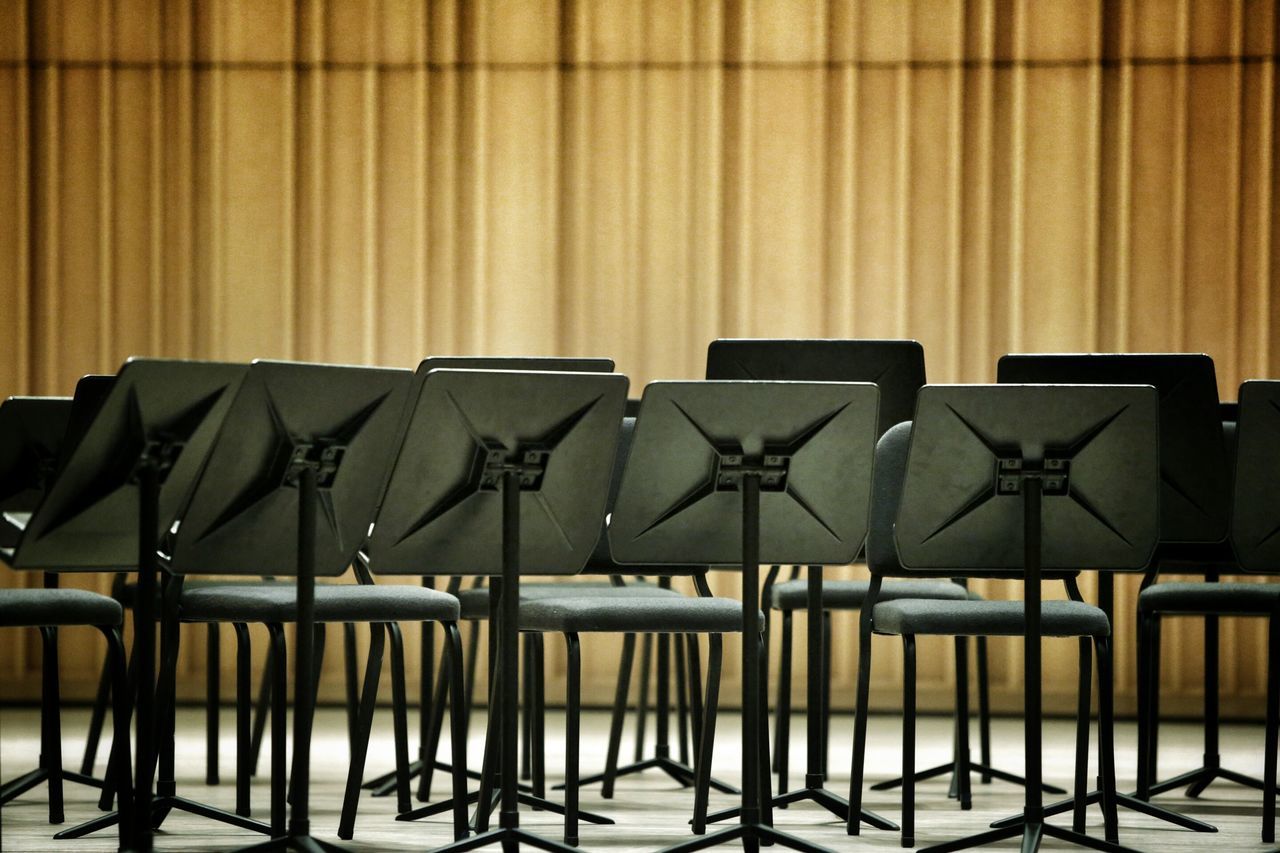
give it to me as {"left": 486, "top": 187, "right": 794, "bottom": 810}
{"left": 519, "top": 594, "right": 754, "bottom": 634}
{"left": 872, "top": 598, "right": 1110, "bottom": 638}
{"left": 0, "top": 588, "right": 124, "bottom": 628}
{"left": 768, "top": 578, "right": 968, "bottom": 610}
{"left": 1138, "top": 581, "right": 1280, "bottom": 615}
{"left": 457, "top": 580, "right": 681, "bottom": 620}
{"left": 180, "top": 583, "right": 460, "bottom": 624}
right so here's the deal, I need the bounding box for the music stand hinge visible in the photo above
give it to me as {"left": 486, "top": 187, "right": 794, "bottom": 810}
{"left": 282, "top": 441, "right": 347, "bottom": 489}
{"left": 130, "top": 437, "right": 187, "bottom": 484}
{"left": 479, "top": 444, "right": 548, "bottom": 492}
{"left": 996, "top": 456, "right": 1070, "bottom": 496}
{"left": 714, "top": 452, "right": 790, "bottom": 492}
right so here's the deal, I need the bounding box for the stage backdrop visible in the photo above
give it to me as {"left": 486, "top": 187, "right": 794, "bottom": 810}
{"left": 0, "top": 0, "right": 1276, "bottom": 718}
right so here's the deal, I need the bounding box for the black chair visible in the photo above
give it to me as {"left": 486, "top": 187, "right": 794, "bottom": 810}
{"left": 165, "top": 359, "right": 471, "bottom": 845}
{"left": 368, "top": 366, "right": 630, "bottom": 853}
{"left": 849, "top": 384, "right": 1161, "bottom": 853}
{"left": 705, "top": 338, "right": 1026, "bottom": 809}
{"left": 1138, "top": 379, "right": 1280, "bottom": 844}
{"left": 511, "top": 415, "right": 735, "bottom": 845}
{"left": 0, "top": 393, "right": 133, "bottom": 833}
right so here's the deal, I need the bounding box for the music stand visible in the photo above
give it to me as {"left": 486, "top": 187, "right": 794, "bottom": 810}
{"left": 608, "top": 379, "right": 892, "bottom": 853}
{"left": 163, "top": 359, "right": 411, "bottom": 852}
{"left": 362, "top": 355, "right": 613, "bottom": 803}
{"left": 1227, "top": 380, "right": 1280, "bottom": 847}
{"left": 0, "top": 393, "right": 101, "bottom": 815}
{"left": 892, "top": 384, "right": 1159, "bottom": 853}
{"left": 706, "top": 339, "right": 1003, "bottom": 821}
{"left": 8, "top": 359, "right": 248, "bottom": 852}
{"left": 995, "top": 353, "right": 1224, "bottom": 833}
{"left": 368, "top": 368, "right": 627, "bottom": 853}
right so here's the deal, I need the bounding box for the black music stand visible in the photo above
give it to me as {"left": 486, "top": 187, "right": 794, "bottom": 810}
{"left": 894, "top": 384, "right": 1159, "bottom": 853}
{"left": 995, "top": 353, "right": 1224, "bottom": 833}
{"left": 167, "top": 360, "right": 412, "bottom": 853}
{"left": 368, "top": 368, "right": 627, "bottom": 853}
{"left": 1226, "top": 380, "right": 1280, "bottom": 847}
{"left": 362, "top": 355, "right": 614, "bottom": 802}
{"left": 11, "top": 359, "right": 248, "bottom": 852}
{"left": 609, "top": 380, "right": 893, "bottom": 853}
{"left": 705, "top": 339, "right": 1014, "bottom": 820}
{"left": 0, "top": 393, "right": 100, "bottom": 813}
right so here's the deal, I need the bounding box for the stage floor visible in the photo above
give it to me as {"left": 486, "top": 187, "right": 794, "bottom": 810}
{"left": 0, "top": 706, "right": 1271, "bottom": 851}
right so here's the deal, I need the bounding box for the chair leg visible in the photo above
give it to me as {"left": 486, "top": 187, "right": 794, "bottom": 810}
{"left": 1264, "top": 613, "right": 1278, "bottom": 844}
{"left": 344, "top": 622, "right": 359, "bottom": 752}
{"left": 776, "top": 610, "right": 793, "bottom": 795}
{"left": 635, "top": 633, "right": 654, "bottom": 763}
{"left": 976, "top": 635, "right": 993, "bottom": 785}
{"left": 902, "top": 634, "right": 916, "bottom": 849}
{"left": 443, "top": 622, "right": 470, "bottom": 841}
{"left": 847, "top": 614, "right": 875, "bottom": 835}
{"left": 463, "top": 619, "right": 481, "bottom": 738}
{"left": 675, "top": 630, "right": 691, "bottom": 766}
{"left": 692, "top": 634, "right": 723, "bottom": 836}
{"left": 1148, "top": 614, "right": 1163, "bottom": 790}
{"left": 953, "top": 635, "right": 972, "bottom": 810}
{"left": 564, "top": 632, "right": 581, "bottom": 847}
{"left": 266, "top": 624, "right": 288, "bottom": 837}
{"left": 522, "top": 634, "right": 534, "bottom": 782}
{"left": 533, "top": 632, "right": 548, "bottom": 800}
{"left": 40, "top": 627, "right": 65, "bottom": 825}
{"left": 1073, "top": 636, "right": 1093, "bottom": 834}
{"left": 386, "top": 622, "right": 413, "bottom": 814}
{"left": 1136, "top": 610, "right": 1152, "bottom": 799}
{"left": 418, "top": 610, "right": 435, "bottom": 804}
{"left": 1096, "top": 635, "right": 1120, "bottom": 845}
{"left": 233, "top": 622, "right": 252, "bottom": 818}
{"left": 250, "top": 625, "right": 273, "bottom": 777}
{"left": 602, "top": 632, "right": 636, "bottom": 799}
{"left": 687, "top": 634, "right": 704, "bottom": 770}
{"left": 822, "top": 610, "right": 833, "bottom": 778}
{"left": 96, "top": 625, "right": 135, "bottom": 847}
{"left": 81, "top": 648, "right": 112, "bottom": 777}
{"left": 338, "top": 622, "right": 387, "bottom": 841}
{"left": 206, "top": 622, "right": 221, "bottom": 786}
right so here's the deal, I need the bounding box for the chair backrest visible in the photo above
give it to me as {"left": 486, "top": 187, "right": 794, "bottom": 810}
{"left": 705, "top": 338, "right": 924, "bottom": 437}
{"left": 997, "top": 353, "right": 1227, "bottom": 546}
{"left": 0, "top": 396, "right": 73, "bottom": 515}
{"left": 1228, "top": 380, "right": 1280, "bottom": 575}
{"left": 169, "top": 360, "right": 412, "bottom": 578}
{"left": 893, "top": 384, "right": 1160, "bottom": 574}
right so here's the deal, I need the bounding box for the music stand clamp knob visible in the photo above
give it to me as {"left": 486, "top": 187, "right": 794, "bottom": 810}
{"left": 995, "top": 457, "right": 1070, "bottom": 496}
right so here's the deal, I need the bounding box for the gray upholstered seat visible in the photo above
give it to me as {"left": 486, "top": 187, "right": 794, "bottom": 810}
{"left": 0, "top": 588, "right": 124, "bottom": 627}
{"left": 519, "top": 595, "right": 755, "bottom": 634}
{"left": 769, "top": 578, "right": 967, "bottom": 610}
{"left": 180, "top": 583, "right": 460, "bottom": 624}
{"left": 873, "top": 598, "right": 1110, "bottom": 638}
{"left": 457, "top": 580, "right": 681, "bottom": 620}
{"left": 1139, "top": 581, "right": 1280, "bottom": 615}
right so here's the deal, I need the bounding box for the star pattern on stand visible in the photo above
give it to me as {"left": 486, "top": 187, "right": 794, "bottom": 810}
{"left": 38, "top": 384, "right": 230, "bottom": 539}
{"left": 392, "top": 391, "right": 602, "bottom": 549}
{"left": 919, "top": 402, "right": 1132, "bottom": 546}
{"left": 193, "top": 385, "right": 392, "bottom": 557}
{"left": 631, "top": 400, "right": 850, "bottom": 542}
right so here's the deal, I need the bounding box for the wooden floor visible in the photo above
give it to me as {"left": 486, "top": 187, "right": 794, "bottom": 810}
{"left": 0, "top": 706, "right": 1272, "bottom": 851}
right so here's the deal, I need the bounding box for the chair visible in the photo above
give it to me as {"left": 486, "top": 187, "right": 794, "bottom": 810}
{"left": 849, "top": 384, "right": 1161, "bottom": 852}
{"left": 0, "top": 393, "right": 133, "bottom": 834}
{"left": 368, "top": 366, "right": 630, "bottom": 853}
{"left": 165, "top": 359, "right": 471, "bottom": 845}
{"left": 1138, "top": 379, "right": 1280, "bottom": 844}
{"left": 511, "top": 415, "right": 734, "bottom": 845}
{"left": 705, "top": 338, "right": 1028, "bottom": 806}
